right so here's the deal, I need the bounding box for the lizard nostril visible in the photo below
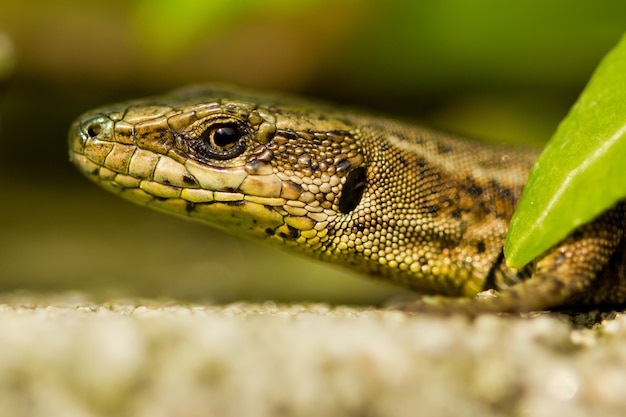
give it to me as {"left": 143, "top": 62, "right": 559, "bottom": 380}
{"left": 86, "top": 123, "right": 103, "bottom": 138}
{"left": 78, "top": 116, "right": 114, "bottom": 143}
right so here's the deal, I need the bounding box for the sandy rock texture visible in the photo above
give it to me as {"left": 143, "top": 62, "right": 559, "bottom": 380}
{"left": 0, "top": 293, "right": 625, "bottom": 417}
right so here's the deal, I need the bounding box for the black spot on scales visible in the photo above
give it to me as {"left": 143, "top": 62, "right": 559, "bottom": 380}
{"left": 278, "top": 226, "right": 299, "bottom": 240}
{"left": 476, "top": 241, "right": 486, "bottom": 254}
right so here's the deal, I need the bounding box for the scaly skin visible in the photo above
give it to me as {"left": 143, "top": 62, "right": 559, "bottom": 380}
{"left": 68, "top": 85, "right": 626, "bottom": 313}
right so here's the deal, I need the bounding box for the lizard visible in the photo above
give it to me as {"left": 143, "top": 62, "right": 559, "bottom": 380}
{"left": 68, "top": 85, "right": 626, "bottom": 313}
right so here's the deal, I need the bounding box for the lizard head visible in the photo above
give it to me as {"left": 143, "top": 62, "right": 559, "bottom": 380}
{"left": 69, "top": 85, "right": 370, "bottom": 257}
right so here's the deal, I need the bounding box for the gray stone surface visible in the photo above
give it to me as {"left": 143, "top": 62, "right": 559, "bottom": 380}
{"left": 0, "top": 293, "right": 625, "bottom": 417}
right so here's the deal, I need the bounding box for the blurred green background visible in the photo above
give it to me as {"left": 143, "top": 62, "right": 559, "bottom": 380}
{"left": 0, "top": 0, "right": 624, "bottom": 304}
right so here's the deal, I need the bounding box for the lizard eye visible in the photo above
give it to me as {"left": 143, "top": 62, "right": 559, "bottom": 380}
{"left": 190, "top": 123, "right": 247, "bottom": 161}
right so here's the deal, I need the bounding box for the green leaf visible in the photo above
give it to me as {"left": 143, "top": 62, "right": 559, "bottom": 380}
{"left": 504, "top": 33, "right": 626, "bottom": 268}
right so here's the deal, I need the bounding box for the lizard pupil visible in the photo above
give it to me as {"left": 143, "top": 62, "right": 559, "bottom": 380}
{"left": 212, "top": 125, "right": 240, "bottom": 148}
{"left": 338, "top": 167, "right": 367, "bottom": 213}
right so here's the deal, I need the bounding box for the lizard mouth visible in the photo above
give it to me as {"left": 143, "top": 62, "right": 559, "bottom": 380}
{"left": 68, "top": 115, "right": 325, "bottom": 240}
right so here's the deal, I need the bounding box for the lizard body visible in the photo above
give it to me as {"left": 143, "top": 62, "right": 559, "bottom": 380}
{"left": 68, "top": 85, "right": 626, "bottom": 313}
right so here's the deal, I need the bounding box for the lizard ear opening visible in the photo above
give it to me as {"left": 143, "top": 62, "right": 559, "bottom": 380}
{"left": 338, "top": 167, "right": 367, "bottom": 213}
